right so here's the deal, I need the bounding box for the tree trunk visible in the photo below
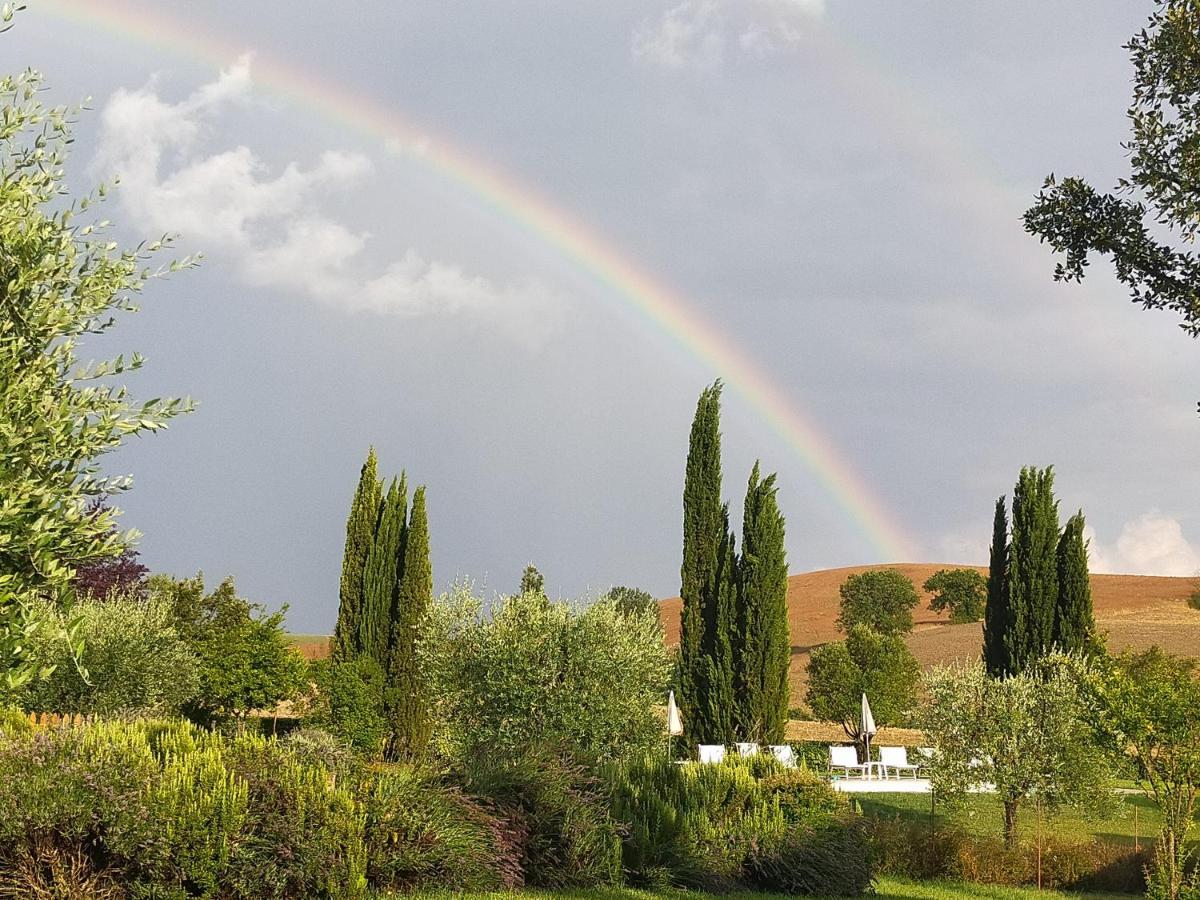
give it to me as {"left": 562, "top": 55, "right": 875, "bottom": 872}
{"left": 1003, "top": 797, "right": 1019, "bottom": 849}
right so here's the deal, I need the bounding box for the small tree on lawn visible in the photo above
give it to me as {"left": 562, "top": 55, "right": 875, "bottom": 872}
{"left": 806, "top": 624, "right": 920, "bottom": 737}
{"left": 1080, "top": 648, "right": 1200, "bottom": 899}
{"left": 922, "top": 658, "right": 1111, "bottom": 849}
{"left": 923, "top": 568, "right": 986, "bottom": 624}
{"left": 836, "top": 569, "right": 920, "bottom": 636}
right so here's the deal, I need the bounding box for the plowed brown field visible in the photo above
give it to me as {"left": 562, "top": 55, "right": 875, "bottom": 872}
{"left": 659, "top": 564, "right": 1200, "bottom": 708}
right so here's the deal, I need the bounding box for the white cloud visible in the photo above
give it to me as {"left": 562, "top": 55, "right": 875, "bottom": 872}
{"left": 1086, "top": 512, "right": 1200, "bottom": 577}
{"left": 93, "top": 58, "right": 557, "bottom": 339}
{"left": 632, "top": 0, "right": 823, "bottom": 69}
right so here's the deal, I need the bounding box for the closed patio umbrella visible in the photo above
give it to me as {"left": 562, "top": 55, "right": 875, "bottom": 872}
{"left": 666, "top": 690, "right": 683, "bottom": 760}
{"left": 861, "top": 692, "right": 877, "bottom": 774}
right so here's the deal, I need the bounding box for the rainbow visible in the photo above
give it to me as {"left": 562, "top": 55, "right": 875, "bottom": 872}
{"left": 41, "top": 0, "right": 914, "bottom": 561}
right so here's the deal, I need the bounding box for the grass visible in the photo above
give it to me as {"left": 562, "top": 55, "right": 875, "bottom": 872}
{"left": 411, "top": 877, "right": 1131, "bottom": 898}
{"left": 853, "top": 789, "right": 1167, "bottom": 848}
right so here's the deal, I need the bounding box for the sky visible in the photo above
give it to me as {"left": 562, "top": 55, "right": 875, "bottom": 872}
{"left": 12, "top": 0, "right": 1200, "bottom": 631}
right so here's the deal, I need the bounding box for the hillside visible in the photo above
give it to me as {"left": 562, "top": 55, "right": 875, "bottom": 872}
{"left": 659, "top": 563, "right": 1200, "bottom": 708}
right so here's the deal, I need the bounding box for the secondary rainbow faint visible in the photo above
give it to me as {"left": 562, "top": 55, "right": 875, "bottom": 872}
{"left": 43, "top": 0, "right": 915, "bottom": 562}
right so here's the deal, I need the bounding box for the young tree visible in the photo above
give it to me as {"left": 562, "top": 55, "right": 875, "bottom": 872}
{"left": 1024, "top": 1, "right": 1200, "bottom": 390}
{"left": 518, "top": 563, "right": 546, "bottom": 597}
{"left": 836, "top": 569, "right": 920, "bottom": 636}
{"left": 1080, "top": 648, "right": 1200, "bottom": 899}
{"left": 602, "top": 586, "right": 659, "bottom": 621}
{"left": 1054, "top": 511, "right": 1094, "bottom": 653}
{"left": 359, "top": 474, "right": 407, "bottom": 670}
{"left": 332, "top": 448, "right": 382, "bottom": 663}
{"left": 923, "top": 568, "right": 986, "bottom": 624}
{"left": 1005, "top": 466, "right": 1059, "bottom": 673}
{"left": 806, "top": 625, "right": 920, "bottom": 730}
{"left": 387, "top": 485, "right": 432, "bottom": 759}
{"left": 923, "top": 659, "right": 1111, "bottom": 849}
{"left": 735, "top": 462, "right": 790, "bottom": 744}
{"left": 679, "top": 382, "right": 726, "bottom": 744}
{"left": 72, "top": 500, "right": 150, "bottom": 601}
{"left": 0, "top": 69, "right": 192, "bottom": 689}
{"left": 983, "top": 497, "right": 1010, "bottom": 676}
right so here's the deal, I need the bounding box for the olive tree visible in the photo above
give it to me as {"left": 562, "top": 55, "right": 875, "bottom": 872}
{"left": 922, "top": 659, "right": 1111, "bottom": 848}
{"left": 0, "top": 65, "right": 192, "bottom": 689}
{"left": 806, "top": 624, "right": 920, "bottom": 729}
{"left": 836, "top": 569, "right": 920, "bottom": 635}
{"left": 923, "top": 568, "right": 987, "bottom": 624}
{"left": 421, "top": 583, "right": 672, "bottom": 764}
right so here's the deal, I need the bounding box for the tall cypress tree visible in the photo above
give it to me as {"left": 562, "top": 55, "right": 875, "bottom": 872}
{"left": 359, "top": 474, "right": 407, "bottom": 670}
{"left": 736, "top": 462, "right": 790, "bottom": 743}
{"left": 679, "top": 382, "right": 725, "bottom": 744}
{"left": 387, "top": 485, "right": 432, "bottom": 760}
{"left": 983, "top": 496, "right": 1010, "bottom": 676}
{"left": 332, "top": 448, "right": 383, "bottom": 663}
{"left": 694, "top": 509, "right": 737, "bottom": 743}
{"left": 1005, "top": 466, "right": 1060, "bottom": 673}
{"left": 1054, "top": 510, "right": 1094, "bottom": 653}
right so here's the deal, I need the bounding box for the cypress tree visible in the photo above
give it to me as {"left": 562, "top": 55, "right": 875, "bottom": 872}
{"left": 1054, "top": 510, "right": 1094, "bottom": 653}
{"left": 694, "top": 508, "right": 737, "bottom": 743}
{"left": 736, "top": 462, "right": 790, "bottom": 744}
{"left": 359, "top": 474, "right": 407, "bottom": 669}
{"left": 387, "top": 485, "right": 432, "bottom": 760}
{"left": 332, "top": 448, "right": 383, "bottom": 663}
{"left": 982, "top": 496, "right": 1010, "bottom": 676}
{"left": 679, "top": 382, "right": 725, "bottom": 744}
{"left": 1005, "top": 466, "right": 1060, "bottom": 673}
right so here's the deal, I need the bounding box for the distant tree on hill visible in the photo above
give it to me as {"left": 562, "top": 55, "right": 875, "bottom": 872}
{"left": 735, "top": 462, "right": 791, "bottom": 744}
{"left": 603, "top": 586, "right": 658, "bottom": 621}
{"left": 836, "top": 569, "right": 920, "bottom": 636}
{"left": 923, "top": 568, "right": 986, "bottom": 624}
{"left": 332, "top": 449, "right": 382, "bottom": 663}
{"left": 806, "top": 624, "right": 919, "bottom": 729}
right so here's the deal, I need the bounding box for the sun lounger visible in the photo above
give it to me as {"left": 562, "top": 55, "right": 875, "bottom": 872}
{"left": 878, "top": 745, "right": 921, "bottom": 778}
{"left": 768, "top": 744, "right": 797, "bottom": 767}
{"left": 829, "top": 744, "right": 870, "bottom": 778}
{"left": 698, "top": 744, "right": 726, "bottom": 764}
{"left": 735, "top": 742, "right": 760, "bottom": 758}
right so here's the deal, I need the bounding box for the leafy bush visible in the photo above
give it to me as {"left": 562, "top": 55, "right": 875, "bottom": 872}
{"left": 806, "top": 624, "right": 920, "bottom": 727}
{"left": 422, "top": 584, "right": 671, "bottom": 764}
{"left": 608, "top": 754, "right": 870, "bottom": 893}
{"left": 468, "top": 748, "right": 622, "bottom": 888}
{"left": 361, "top": 765, "right": 522, "bottom": 891}
{"left": 20, "top": 594, "right": 199, "bottom": 716}
{"left": 1188, "top": 590, "right": 1200, "bottom": 611}
{"left": 306, "top": 656, "right": 389, "bottom": 754}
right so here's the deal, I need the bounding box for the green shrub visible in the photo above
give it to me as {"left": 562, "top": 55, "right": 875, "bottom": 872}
{"left": 468, "top": 748, "right": 621, "bottom": 888}
{"left": 0, "top": 707, "right": 29, "bottom": 737}
{"left": 749, "top": 817, "right": 874, "bottom": 895}
{"left": 306, "top": 656, "right": 389, "bottom": 755}
{"left": 608, "top": 754, "right": 869, "bottom": 893}
{"left": 281, "top": 727, "right": 360, "bottom": 780}
{"left": 1187, "top": 590, "right": 1200, "bottom": 611}
{"left": 362, "top": 765, "right": 522, "bottom": 891}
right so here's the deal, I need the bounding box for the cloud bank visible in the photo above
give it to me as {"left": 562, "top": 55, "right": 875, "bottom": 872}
{"left": 1087, "top": 512, "right": 1200, "bottom": 577}
{"left": 93, "top": 57, "right": 557, "bottom": 338}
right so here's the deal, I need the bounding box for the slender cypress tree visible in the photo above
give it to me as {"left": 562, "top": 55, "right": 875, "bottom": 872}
{"left": 679, "top": 382, "right": 725, "bottom": 744}
{"left": 694, "top": 509, "right": 737, "bottom": 743}
{"left": 359, "top": 474, "right": 407, "bottom": 670}
{"left": 735, "top": 462, "right": 790, "bottom": 743}
{"left": 1005, "top": 466, "right": 1060, "bottom": 673}
{"left": 332, "top": 448, "right": 383, "bottom": 663}
{"left": 1054, "top": 510, "right": 1094, "bottom": 653}
{"left": 983, "top": 496, "right": 1010, "bottom": 676}
{"left": 387, "top": 485, "right": 432, "bottom": 760}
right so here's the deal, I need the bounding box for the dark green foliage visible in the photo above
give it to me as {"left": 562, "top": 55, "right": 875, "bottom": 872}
{"left": 333, "top": 448, "right": 383, "bottom": 664}
{"left": 519, "top": 564, "right": 546, "bottom": 597}
{"left": 1189, "top": 591, "right": 1200, "bottom": 611}
{"left": 1055, "top": 511, "right": 1094, "bottom": 653}
{"left": 307, "top": 656, "right": 389, "bottom": 755}
{"left": 1024, "top": 1, "right": 1200, "bottom": 388}
{"left": 387, "top": 486, "right": 433, "bottom": 760}
{"left": 736, "top": 462, "right": 791, "bottom": 744}
{"left": 361, "top": 765, "right": 522, "bottom": 892}
{"left": 748, "top": 818, "right": 874, "bottom": 896}
{"left": 806, "top": 625, "right": 919, "bottom": 727}
{"left": 604, "top": 585, "right": 659, "bottom": 621}
{"left": 923, "top": 568, "right": 987, "bottom": 624}
{"left": 359, "top": 475, "right": 407, "bottom": 670}
{"left": 1005, "top": 466, "right": 1060, "bottom": 673}
{"left": 679, "top": 382, "right": 725, "bottom": 746}
{"left": 692, "top": 511, "right": 737, "bottom": 745}
{"left": 607, "top": 754, "right": 869, "bottom": 894}
{"left": 836, "top": 569, "right": 920, "bottom": 636}
{"left": 154, "top": 574, "right": 306, "bottom": 724}
{"left": 467, "top": 749, "right": 622, "bottom": 889}
{"left": 984, "top": 496, "right": 1011, "bottom": 676}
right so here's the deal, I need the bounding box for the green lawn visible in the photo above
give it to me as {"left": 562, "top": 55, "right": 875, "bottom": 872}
{"left": 412, "top": 877, "right": 1131, "bottom": 899}
{"left": 853, "top": 790, "right": 1164, "bottom": 847}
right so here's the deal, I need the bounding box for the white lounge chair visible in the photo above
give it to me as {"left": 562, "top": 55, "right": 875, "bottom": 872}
{"left": 735, "top": 742, "right": 760, "bottom": 758}
{"left": 878, "top": 746, "right": 921, "bottom": 779}
{"left": 829, "top": 745, "right": 870, "bottom": 778}
{"left": 768, "top": 744, "right": 796, "bottom": 767}
{"left": 698, "top": 744, "right": 726, "bottom": 764}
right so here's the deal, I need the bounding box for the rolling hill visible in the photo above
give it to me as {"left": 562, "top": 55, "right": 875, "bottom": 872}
{"left": 658, "top": 563, "right": 1200, "bottom": 708}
